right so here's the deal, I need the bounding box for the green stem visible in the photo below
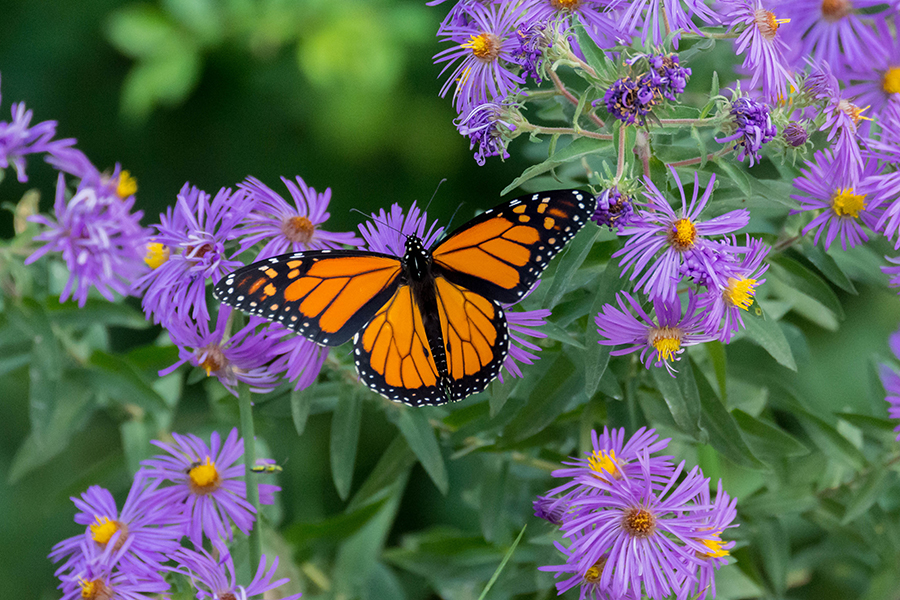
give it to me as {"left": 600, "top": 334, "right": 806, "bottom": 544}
{"left": 524, "top": 124, "right": 613, "bottom": 141}
{"left": 616, "top": 126, "right": 627, "bottom": 178}
{"left": 239, "top": 381, "right": 262, "bottom": 571}
{"left": 666, "top": 148, "right": 727, "bottom": 168}
{"left": 656, "top": 118, "right": 716, "bottom": 127}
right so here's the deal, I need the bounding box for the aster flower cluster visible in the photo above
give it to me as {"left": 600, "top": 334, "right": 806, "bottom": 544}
{"left": 538, "top": 427, "right": 738, "bottom": 600}
{"left": 601, "top": 54, "right": 693, "bottom": 126}
{"left": 51, "top": 428, "right": 300, "bottom": 600}
{"left": 716, "top": 95, "right": 777, "bottom": 166}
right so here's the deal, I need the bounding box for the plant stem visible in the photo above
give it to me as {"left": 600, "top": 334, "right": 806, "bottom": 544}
{"left": 616, "top": 126, "right": 627, "bottom": 178}
{"left": 656, "top": 118, "right": 716, "bottom": 127}
{"left": 525, "top": 124, "right": 613, "bottom": 141}
{"left": 634, "top": 129, "right": 652, "bottom": 178}
{"left": 549, "top": 69, "right": 606, "bottom": 129}
{"left": 666, "top": 149, "right": 726, "bottom": 168}
{"left": 239, "top": 381, "right": 262, "bottom": 571}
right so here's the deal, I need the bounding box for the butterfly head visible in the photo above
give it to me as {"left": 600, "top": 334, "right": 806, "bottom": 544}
{"left": 403, "top": 234, "right": 432, "bottom": 281}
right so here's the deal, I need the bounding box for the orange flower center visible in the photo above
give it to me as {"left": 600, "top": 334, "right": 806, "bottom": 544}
{"left": 463, "top": 32, "right": 502, "bottom": 61}
{"left": 188, "top": 456, "right": 221, "bottom": 494}
{"left": 838, "top": 99, "right": 871, "bottom": 127}
{"left": 551, "top": 0, "right": 581, "bottom": 9}
{"left": 754, "top": 10, "right": 789, "bottom": 41}
{"left": 282, "top": 215, "right": 316, "bottom": 244}
{"left": 622, "top": 507, "right": 657, "bottom": 538}
{"left": 199, "top": 344, "right": 227, "bottom": 376}
{"left": 649, "top": 326, "right": 683, "bottom": 363}
{"left": 584, "top": 556, "right": 608, "bottom": 584}
{"left": 821, "top": 0, "right": 851, "bottom": 21}
{"left": 80, "top": 578, "right": 113, "bottom": 600}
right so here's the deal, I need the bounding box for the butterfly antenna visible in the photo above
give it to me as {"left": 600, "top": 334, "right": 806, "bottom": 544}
{"left": 442, "top": 202, "right": 467, "bottom": 237}
{"left": 350, "top": 207, "right": 406, "bottom": 238}
{"left": 424, "top": 178, "right": 448, "bottom": 214}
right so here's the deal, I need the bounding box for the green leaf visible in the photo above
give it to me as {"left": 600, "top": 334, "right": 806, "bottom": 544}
{"left": 842, "top": 468, "right": 889, "bottom": 524}
{"left": 290, "top": 385, "right": 314, "bottom": 436}
{"left": 283, "top": 498, "right": 387, "bottom": 546}
{"left": 584, "top": 260, "right": 624, "bottom": 397}
{"left": 800, "top": 240, "right": 857, "bottom": 295}
{"left": 836, "top": 411, "right": 897, "bottom": 434}
{"left": 741, "top": 309, "right": 797, "bottom": 371}
{"left": 488, "top": 375, "right": 516, "bottom": 418}
{"left": 105, "top": 5, "right": 182, "bottom": 59}
{"left": 796, "top": 411, "right": 867, "bottom": 470}
{"left": 650, "top": 358, "right": 703, "bottom": 440}
{"left": 503, "top": 352, "right": 579, "bottom": 442}
{"left": 732, "top": 409, "right": 809, "bottom": 462}
{"left": 713, "top": 159, "right": 752, "bottom": 197}
{"left": 479, "top": 454, "right": 507, "bottom": 543}
{"left": 757, "top": 518, "right": 789, "bottom": 595}
{"left": 770, "top": 255, "right": 845, "bottom": 320}
{"left": 695, "top": 363, "right": 767, "bottom": 470}
{"left": 691, "top": 126, "right": 708, "bottom": 168}
{"left": 540, "top": 226, "right": 602, "bottom": 308}
{"left": 501, "top": 137, "right": 612, "bottom": 195}
{"left": 121, "top": 48, "right": 202, "bottom": 119}
{"left": 44, "top": 298, "right": 149, "bottom": 329}
{"left": 88, "top": 351, "right": 169, "bottom": 413}
{"left": 120, "top": 419, "right": 152, "bottom": 475}
{"left": 348, "top": 435, "right": 416, "bottom": 511}
{"left": 573, "top": 23, "right": 606, "bottom": 74}
{"left": 396, "top": 408, "right": 449, "bottom": 495}
{"left": 706, "top": 341, "right": 728, "bottom": 401}
{"left": 477, "top": 525, "right": 527, "bottom": 600}
{"left": 330, "top": 388, "right": 363, "bottom": 500}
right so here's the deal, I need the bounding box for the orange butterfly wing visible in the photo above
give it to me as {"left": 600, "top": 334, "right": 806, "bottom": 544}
{"left": 214, "top": 250, "right": 402, "bottom": 346}
{"left": 432, "top": 190, "right": 594, "bottom": 303}
{"left": 354, "top": 276, "right": 508, "bottom": 406}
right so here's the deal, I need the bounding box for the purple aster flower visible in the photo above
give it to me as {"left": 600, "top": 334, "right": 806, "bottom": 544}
{"left": 560, "top": 457, "right": 716, "bottom": 600}
{"left": 782, "top": 121, "right": 809, "bottom": 146}
{"left": 58, "top": 544, "right": 169, "bottom": 600}
{"left": 791, "top": 149, "right": 882, "bottom": 250}
{"left": 26, "top": 173, "right": 149, "bottom": 307}
{"left": 434, "top": 1, "right": 526, "bottom": 113}
{"left": 266, "top": 324, "right": 329, "bottom": 391}
{"left": 455, "top": 100, "right": 518, "bottom": 166}
{"left": 684, "top": 481, "right": 739, "bottom": 600}
{"left": 844, "top": 22, "right": 900, "bottom": 117}
{"left": 541, "top": 540, "right": 638, "bottom": 600}
{"left": 235, "top": 175, "right": 362, "bottom": 260}
{"left": 595, "top": 292, "right": 716, "bottom": 375}
{"left": 880, "top": 331, "right": 900, "bottom": 440}
{"left": 171, "top": 545, "right": 301, "bottom": 600}
{"left": 773, "top": 0, "right": 888, "bottom": 72}
{"left": 715, "top": 95, "right": 777, "bottom": 166}
{"left": 591, "top": 187, "right": 635, "bottom": 231}
{"left": 133, "top": 183, "right": 251, "bottom": 327}
{"left": 522, "top": 0, "right": 624, "bottom": 51}
{"left": 513, "top": 20, "right": 552, "bottom": 83}
{"left": 600, "top": 76, "right": 661, "bottom": 126}
{"left": 161, "top": 307, "right": 282, "bottom": 395}
{"left": 621, "top": 0, "right": 718, "bottom": 46}
{"left": 358, "top": 201, "right": 444, "bottom": 256}
{"left": 141, "top": 428, "right": 279, "bottom": 547}
{"left": 719, "top": 0, "right": 793, "bottom": 101}
{"left": 0, "top": 74, "right": 70, "bottom": 182}
{"left": 46, "top": 145, "right": 138, "bottom": 202}
{"left": 499, "top": 306, "right": 551, "bottom": 381}
{"left": 615, "top": 170, "right": 750, "bottom": 303}
{"left": 698, "top": 237, "right": 770, "bottom": 342}
{"left": 643, "top": 53, "right": 692, "bottom": 100}
{"left": 49, "top": 473, "right": 182, "bottom": 578}
{"left": 534, "top": 493, "right": 570, "bottom": 526}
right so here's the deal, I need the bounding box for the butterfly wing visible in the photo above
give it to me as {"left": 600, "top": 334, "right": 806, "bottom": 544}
{"left": 431, "top": 189, "right": 596, "bottom": 304}
{"left": 354, "top": 276, "right": 509, "bottom": 406}
{"left": 214, "top": 250, "right": 403, "bottom": 346}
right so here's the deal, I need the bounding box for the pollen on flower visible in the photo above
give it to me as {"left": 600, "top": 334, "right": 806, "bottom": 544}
{"left": 551, "top": 0, "right": 581, "bottom": 9}
{"left": 622, "top": 506, "right": 657, "bottom": 538}
{"left": 188, "top": 457, "right": 220, "bottom": 493}
{"left": 669, "top": 218, "right": 698, "bottom": 250}
{"left": 463, "top": 32, "right": 501, "bottom": 61}
{"left": 144, "top": 242, "right": 170, "bottom": 269}
{"left": 199, "top": 344, "right": 227, "bottom": 376}
{"left": 754, "top": 9, "right": 789, "bottom": 41}
{"left": 588, "top": 449, "right": 621, "bottom": 479}
{"left": 837, "top": 99, "right": 871, "bottom": 127}
{"left": 649, "top": 326, "right": 683, "bottom": 362}
{"left": 883, "top": 67, "right": 900, "bottom": 94}
{"left": 79, "top": 578, "right": 112, "bottom": 600}
{"left": 821, "top": 0, "right": 851, "bottom": 22}
{"left": 584, "top": 556, "right": 608, "bottom": 584}
{"left": 282, "top": 215, "right": 315, "bottom": 245}
{"left": 831, "top": 187, "right": 867, "bottom": 218}
{"left": 89, "top": 517, "right": 120, "bottom": 545}
{"left": 723, "top": 277, "right": 759, "bottom": 310}
{"left": 698, "top": 535, "right": 730, "bottom": 559}
{"left": 116, "top": 170, "right": 138, "bottom": 199}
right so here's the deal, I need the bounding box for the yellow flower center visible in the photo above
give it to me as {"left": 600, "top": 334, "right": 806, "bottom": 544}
{"left": 698, "top": 535, "right": 730, "bottom": 559}
{"left": 669, "top": 218, "right": 697, "bottom": 250}
{"left": 188, "top": 456, "right": 220, "bottom": 493}
{"left": 588, "top": 449, "right": 621, "bottom": 479}
{"left": 622, "top": 507, "right": 656, "bottom": 538}
{"left": 551, "top": 0, "right": 581, "bottom": 9}
{"left": 584, "top": 557, "right": 607, "bottom": 584}
{"left": 754, "top": 10, "right": 789, "bottom": 41}
{"left": 838, "top": 99, "right": 871, "bottom": 127}
{"left": 883, "top": 67, "right": 900, "bottom": 94}
{"left": 282, "top": 215, "right": 316, "bottom": 244}
{"left": 723, "top": 277, "right": 758, "bottom": 310}
{"left": 144, "top": 242, "right": 170, "bottom": 269}
{"left": 116, "top": 170, "right": 138, "bottom": 199}
{"left": 462, "top": 32, "right": 501, "bottom": 61}
{"left": 90, "top": 517, "right": 119, "bottom": 545}
{"left": 199, "top": 344, "right": 227, "bottom": 376}
{"left": 649, "top": 326, "right": 683, "bottom": 363}
{"left": 831, "top": 187, "right": 867, "bottom": 218}
{"left": 80, "top": 578, "right": 112, "bottom": 600}
{"left": 821, "top": 0, "right": 851, "bottom": 21}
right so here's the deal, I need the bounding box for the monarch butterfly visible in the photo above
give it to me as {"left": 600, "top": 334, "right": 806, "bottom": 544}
{"left": 214, "top": 189, "right": 596, "bottom": 406}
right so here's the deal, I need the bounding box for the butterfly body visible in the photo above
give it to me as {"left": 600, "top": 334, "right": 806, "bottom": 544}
{"left": 215, "top": 189, "right": 596, "bottom": 406}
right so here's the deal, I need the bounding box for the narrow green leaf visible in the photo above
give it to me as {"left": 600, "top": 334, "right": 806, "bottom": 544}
{"left": 290, "top": 385, "right": 314, "bottom": 436}
{"left": 283, "top": 498, "right": 387, "bottom": 545}
{"left": 330, "top": 389, "right": 363, "bottom": 500}
{"left": 695, "top": 364, "right": 767, "bottom": 470}
{"left": 732, "top": 409, "right": 809, "bottom": 461}
{"left": 650, "top": 358, "right": 703, "bottom": 440}
{"left": 796, "top": 411, "right": 867, "bottom": 470}
{"left": 477, "top": 525, "right": 527, "bottom": 600}
{"left": 757, "top": 518, "right": 789, "bottom": 595}
{"left": 836, "top": 411, "right": 897, "bottom": 434}
{"left": 573, "top": 23, "right": 605, "bottom": 74}
{"left": 741, "top": 310, "right": 797, "bottom": 371}
{"left": 714, "top": 159, "right": 752, "bottom": 196}
{"left": 88, "top": 350, "right": 169, "bottom": 413}
{"left": 842, "top": 468, "right": 889, "bottom": 524}
{"left": 45, "top": 298, "right": 150, "bottom": 329}
{"left": 120, "top": 419, "right": 152, "bottom": 475}
{"left": 504, "top": 353, "right": 579, "bottom": 442}
{"left": 479, "top": 454, "right": 507, "bottom": 543}
{"left": 800, "top": 240, "right": 857, "bottom": 294}
{"left": 501, "top": 137, "right": 613, "bottom": 195}
{"left": 488, "top": 376, "right": 516, "bottom": 418}
{"left": 540, "top": 226, "right": 602, "bottom": 308}
{"left": 396, "top": 408, "right": 449, "bottom": 495}
{"left": 770, "top": 256, "right": 845, "bottom": 320}
{"left": 706, "top": 341, "right": 728, "bottom": 401}
{"left": 691, "top": 126, "right": 708, "bottom": 168}
{"left": 584, "top": 260, "right": 624, "bottom": 398}
{"left": 348, "top": 435, "right": 416, "bottom": 511}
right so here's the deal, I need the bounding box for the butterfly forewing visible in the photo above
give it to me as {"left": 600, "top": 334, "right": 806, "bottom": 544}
{"left": 214, "top": 250, "right": 403, "bottom": 346}
{"left": 431, "top": 189, "right": 596, "bottom": 304}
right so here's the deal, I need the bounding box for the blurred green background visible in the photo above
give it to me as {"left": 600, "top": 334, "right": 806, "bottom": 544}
{"left": 4, "top": 1, "right": 900, "bottom": 599}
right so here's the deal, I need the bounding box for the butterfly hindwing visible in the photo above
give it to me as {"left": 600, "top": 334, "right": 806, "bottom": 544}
{"left": 214, "top": 250, "right": 403, "bottom": 346}
{"left": 432, "top": 189, "right": 596, "bottom": 304}
{"left": 354, "top": 276, "right": 509, "bottom": 406}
